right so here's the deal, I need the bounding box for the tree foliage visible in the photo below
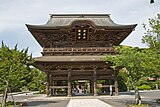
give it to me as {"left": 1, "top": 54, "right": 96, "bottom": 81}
{"left": 142, "top": 14, "right": 160, "bottom": 50}
{"left": 104, "top": 46, "right": 150, "bottom": 82}
{"left": 0, "top": 42, "right": 34, "bottom": 107}
{"left": 103, "top": 14, "right": 160, "bottom": 105}
{"left": 142, "top": 14, "right": 160, "bottom": 78}
{"left": 0, "top": 42, "right": 34, "bottom": 91}
{"left": 104, "top": 46, "right": 153, "bottom": 105}
{"left": 27, "top": 68, "right": 46, "bottom": 93}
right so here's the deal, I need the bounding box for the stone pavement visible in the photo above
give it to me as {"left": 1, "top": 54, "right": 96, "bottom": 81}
{"left": 6, "top": 90, "right": 159, "bottom": 107}
{"left": 66, "top": 99, "right": 113, "bottom": 107}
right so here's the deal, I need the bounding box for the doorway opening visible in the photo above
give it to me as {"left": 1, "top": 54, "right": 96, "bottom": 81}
{"left": 72, "top": 80, "right": 90, "bottom": 96}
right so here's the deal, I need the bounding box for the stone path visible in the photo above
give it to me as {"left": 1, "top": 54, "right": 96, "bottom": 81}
{"left": 66, "top": 99, "right": 113, "bottom": 107}
{"left": 5, "top": 90, "right": 159, "bottom": 107}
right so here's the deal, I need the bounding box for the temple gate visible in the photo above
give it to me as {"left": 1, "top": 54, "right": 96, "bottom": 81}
{"left": 26, "top": 14, "right": 137, "bottom": 96}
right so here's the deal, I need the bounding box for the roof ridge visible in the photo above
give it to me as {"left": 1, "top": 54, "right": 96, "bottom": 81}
{"left": 50, "top": 14, "right": 110, "bottom": 18}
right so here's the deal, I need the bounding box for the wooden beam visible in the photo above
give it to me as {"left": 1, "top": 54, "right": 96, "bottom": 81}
{"left": 71, "top": 71, "right": 93, "bottom": 75}
{"left": 97, "top": 76, "right": 114, "bottom": 79}
{"left": 52, "top": 77, "right": 68, "bottom": 80}
{"left": 50, "top": 70, "right": 68, "bottom": 74}
{"left": 50, "top": 86, "right": 68, "bottom": 89}
{"left": 102, "top": 85, "right": 115, "bottom": 87}
{"left": 49, "top": 70, "right": 114, "bottom": 75}
{"left": 72, "top": 76, "right": 92, "bottom": 80}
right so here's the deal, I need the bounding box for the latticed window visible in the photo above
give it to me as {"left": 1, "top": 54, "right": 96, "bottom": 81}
{"left": 76, "top": 29, "right": 87, "bottom": 40}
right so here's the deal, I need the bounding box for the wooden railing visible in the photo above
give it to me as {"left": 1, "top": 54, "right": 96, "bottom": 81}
{"left": 43, "top": 47, "right": 115, "bottom": 56}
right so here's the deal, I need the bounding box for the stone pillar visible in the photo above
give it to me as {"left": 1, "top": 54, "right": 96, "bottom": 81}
{"left": 93, "top": 69, "right": 97, "bottom": 96}
{"left": 114, "top": 72, "right": 119, "bottom": 96}
{"left": 68, "top": 71, "right": 72, "bottom": 97}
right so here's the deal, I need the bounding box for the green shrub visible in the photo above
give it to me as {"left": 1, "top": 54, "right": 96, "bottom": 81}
{"left": 147, "top": 81, "right": 156, "bottom": 89}
{"left": 21, "top": 86, "right": 28, "bottom": 92}
{"left": 118, "top": 75, "right": 127, "bottom": 92}
{"left": 0, "top": 101, "right": 22, "bottom": 107}
{"left": 27, "top": 82, "right": 38, "bottom": 91}
{"left": 138, "top": 84, "right": 151, "bottom": 90}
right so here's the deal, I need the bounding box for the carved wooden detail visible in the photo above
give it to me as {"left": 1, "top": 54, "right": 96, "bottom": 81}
{"left": 28, "top": 16, "right": 134, "bottom": 51}
{"left": 31, "top": 32, "right": 49, "bottom": 47}
{"left": 31, "top": 28, "right": 131, "bottom": 49}
{"left": 31, "top": 29, "right": 131, "bottom": 48}
{"left": 43, "top": 47, "right": 115, "bottom": 56}
{"left": 35, "top": 61, "right": 114, "bottom": 78}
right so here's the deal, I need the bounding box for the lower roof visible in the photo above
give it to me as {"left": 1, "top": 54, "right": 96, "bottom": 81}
{"left": 35, "top": 56, "right": 105, "bottom": 62}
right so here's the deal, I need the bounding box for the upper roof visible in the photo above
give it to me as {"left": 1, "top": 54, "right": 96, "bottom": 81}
{"left": 26, "top": 14, "right": 137, "bottom": 29}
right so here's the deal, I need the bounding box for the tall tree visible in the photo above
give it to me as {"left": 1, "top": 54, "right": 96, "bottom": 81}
{"left": 27, "top": 68, "right": 46, "bottom": 93}
{"left": 104, "top": 46, "right": 151, "bottom": 105}
{"left": 142, "top": 14, "right": 160, "bottom": 49}
{"left": 142, "top": 14, "right": 160, "bottom": 79}
{"left": 0, "top": 42, "right": 34, "bottom": 107}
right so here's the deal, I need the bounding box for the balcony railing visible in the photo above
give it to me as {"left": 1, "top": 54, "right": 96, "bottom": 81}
{"left": 43, "top": 47, "right": 115, "bottom": 56}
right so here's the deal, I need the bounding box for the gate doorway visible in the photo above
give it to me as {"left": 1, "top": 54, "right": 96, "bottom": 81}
{"left": 72, "top": 80, "right": 91, "bottom": 96}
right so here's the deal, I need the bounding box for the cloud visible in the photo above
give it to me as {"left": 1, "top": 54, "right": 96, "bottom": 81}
{"left": 0, "top": 0, "right": 160, "bottom": 56}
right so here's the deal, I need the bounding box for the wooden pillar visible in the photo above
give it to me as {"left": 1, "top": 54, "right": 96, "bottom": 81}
{"left": 90, "top": 80, "right": 93, "bottom": 94}
{"left": 50, "top": 75, "right": 53, "bottom": 96}
{"left": 106, "top": 80, "right": 108, "bottom": 94}
{"left": 49, "top": 74, "right": 52, "bottom": 96}
{"left": 46, "top": 72, "right": 51, "bottom": 96}
{"left": 51, "top": 78, "right": 54, "bottom": 96}
{"left": 93, "top": 69, "right": 97, "bottom": 96}
{"left": 68, "top": 71, "right": 72, "bottom": 97}
{"left": 114, "top": 72, "right": 119, "bottom": 96}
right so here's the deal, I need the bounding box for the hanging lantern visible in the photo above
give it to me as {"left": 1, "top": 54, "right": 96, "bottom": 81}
{"left": 150, "top": 0, "right": 154, "bottom": 4}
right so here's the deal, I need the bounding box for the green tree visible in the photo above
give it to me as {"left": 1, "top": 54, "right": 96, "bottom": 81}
{"left": 0, "top": 42, "right": 34, "bottom": 107}
{"left": 104, "top": 46, "right": 151, "bottom": 105}
{"left": 142, "top": 14, "right": 160, "bottom": 50}
{"left": 27, "top": 68, "right": 46, "bottom": 93}
{"left": 142, "top": 14, "right": 160, "bottom": 81}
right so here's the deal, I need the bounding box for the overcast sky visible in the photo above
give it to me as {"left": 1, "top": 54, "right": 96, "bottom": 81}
{"left": 0, "top": 0, "right": 160, "bottom": 57}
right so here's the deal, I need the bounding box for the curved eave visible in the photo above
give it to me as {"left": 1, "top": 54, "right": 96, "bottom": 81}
{"left": 26, "top": 24, "right": 137, "bottom": 31}
{"left": 34, "top": 56, "right": 104, "bottom": 62}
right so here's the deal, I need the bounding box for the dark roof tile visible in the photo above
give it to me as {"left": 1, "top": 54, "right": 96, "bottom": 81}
{"left": 26, "top": 14, "right": 137, "bottom": 29}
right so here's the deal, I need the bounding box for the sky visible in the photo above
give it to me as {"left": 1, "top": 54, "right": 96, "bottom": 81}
{"left": 0, "top": 0, "right": 160, "bottom": 57}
